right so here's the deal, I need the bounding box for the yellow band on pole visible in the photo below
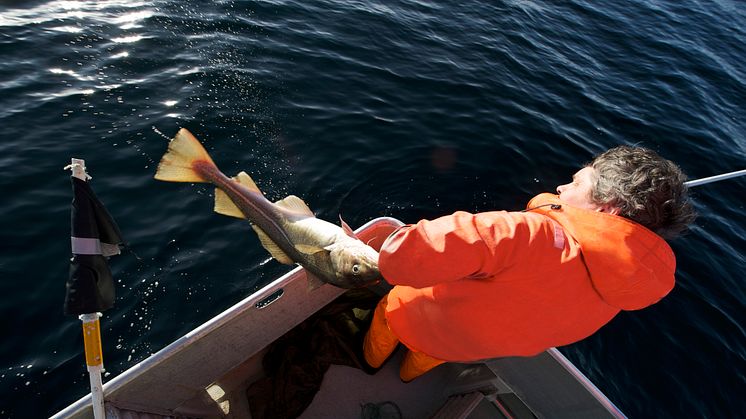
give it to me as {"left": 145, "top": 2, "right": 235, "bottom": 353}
{"left": 82, "top": 317, "right": 103, "bottom": 367}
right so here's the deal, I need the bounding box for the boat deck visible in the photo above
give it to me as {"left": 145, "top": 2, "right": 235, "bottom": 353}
{"left": 299, "top": 349, "right": 508, "bottom": 419}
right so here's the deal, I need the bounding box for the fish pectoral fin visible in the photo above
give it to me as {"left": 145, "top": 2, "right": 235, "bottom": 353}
{"left": 251, "top": 225, "right": 294, "bottom": 265}
{"left": 295, "top": 244, "right": 326, "bottom": 255}
{"left": 275, "top": 195, "right": 314, "bottom": 217}
{"left": 323, "top": 242, "right": 342, "bottom": 252}
{"left": 214, "top": 188, "right": 245, "bottom": 219}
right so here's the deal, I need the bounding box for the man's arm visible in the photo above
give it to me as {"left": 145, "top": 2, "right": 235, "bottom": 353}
{"left": 379, "top": 210, "right": 536, "bottom": 288}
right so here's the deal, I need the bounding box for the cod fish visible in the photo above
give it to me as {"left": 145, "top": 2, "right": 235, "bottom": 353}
{"left": 154, "top": 128, "right": 382, "bottom": 289}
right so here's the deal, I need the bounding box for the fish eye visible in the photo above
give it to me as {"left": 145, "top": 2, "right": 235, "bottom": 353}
{"left": 352, "top": 264, "right": 360, "bottom": 275}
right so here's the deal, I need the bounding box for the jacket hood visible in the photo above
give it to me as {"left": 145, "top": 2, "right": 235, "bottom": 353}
{"left": 527, "top": 193, "right": 676, "bottom": 310}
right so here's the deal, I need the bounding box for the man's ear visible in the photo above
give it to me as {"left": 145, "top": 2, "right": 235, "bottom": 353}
{"left": 597, "top": 204, "right": 621, "bottom": 215}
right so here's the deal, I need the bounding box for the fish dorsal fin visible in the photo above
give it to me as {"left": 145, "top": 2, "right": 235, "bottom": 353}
{"left": 275, "top": 195, "right": 314, "bottom": 217}
{"left": 213, "top": 171, "right": 257, "bottom": 219}
{"left": 235, "top": 171, "right": 261, "bottom": 193}
{"left": 251, "top": 224, "right": 294, "bottom": 265}
{"left": 214, "top": 171, "right": 263, "bottom": 219}
{"left": 339, "top": 215, "right": 358, "bottom": 239}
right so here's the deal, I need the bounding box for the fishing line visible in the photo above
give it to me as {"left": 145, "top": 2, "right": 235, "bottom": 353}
{"left": 151, "top": 125, "right": 171, "bottom": 141}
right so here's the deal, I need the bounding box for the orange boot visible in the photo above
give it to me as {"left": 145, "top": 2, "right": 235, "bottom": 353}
{"left": 399, "top": 348, "right": 446, "bottom": 382}
{"left": 363, "top": 296, "right": 399, "bottom": 369}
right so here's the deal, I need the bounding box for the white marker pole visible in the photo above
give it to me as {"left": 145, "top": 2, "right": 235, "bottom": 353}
{"left": 79, "top": 313, "right": 106, "bottom": 419}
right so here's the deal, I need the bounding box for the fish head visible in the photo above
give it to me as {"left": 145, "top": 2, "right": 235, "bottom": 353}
{"left": 324, "top": 239, "right": 382, "bottom": 288}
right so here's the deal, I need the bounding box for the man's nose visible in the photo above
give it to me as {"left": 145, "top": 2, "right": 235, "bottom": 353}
{"left": 556, "top": 184, "right": 566, "bottom": 194}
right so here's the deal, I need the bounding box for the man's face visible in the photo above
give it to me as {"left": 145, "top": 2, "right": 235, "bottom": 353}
{"left": 556, "top": 166, "right": 602, "bottom": 210}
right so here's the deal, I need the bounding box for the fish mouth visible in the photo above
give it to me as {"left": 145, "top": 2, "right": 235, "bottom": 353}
{"left": 351, "top": 277, "right": 382, "bottom": 289}
{"left": 331, "top": 271, "right": 382, "bottom": 289}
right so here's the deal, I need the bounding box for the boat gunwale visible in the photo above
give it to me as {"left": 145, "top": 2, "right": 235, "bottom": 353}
{"left": 546, "top": 348, "right": 627, "bottom": 418}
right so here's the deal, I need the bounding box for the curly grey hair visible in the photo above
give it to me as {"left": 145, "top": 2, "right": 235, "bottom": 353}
{"left": 589, "top": 146, "right": 696, "bottom": 239}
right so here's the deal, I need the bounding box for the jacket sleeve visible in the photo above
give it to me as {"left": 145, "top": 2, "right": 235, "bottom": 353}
{"left": 379, "top": 210, "right": 533, "bottom": 288}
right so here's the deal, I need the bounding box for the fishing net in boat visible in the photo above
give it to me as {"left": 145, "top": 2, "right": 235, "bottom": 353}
{"left": 246, "top": 288, "right": 382, "bottom": 419}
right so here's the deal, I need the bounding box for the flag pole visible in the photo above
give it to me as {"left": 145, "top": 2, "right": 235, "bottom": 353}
{"left": 67, "top": 158, "right": 106, "bottom": 419}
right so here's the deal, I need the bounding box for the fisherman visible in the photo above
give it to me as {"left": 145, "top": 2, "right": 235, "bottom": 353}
{"left": 363, "top": 145, "right": 697, "bottom": 382}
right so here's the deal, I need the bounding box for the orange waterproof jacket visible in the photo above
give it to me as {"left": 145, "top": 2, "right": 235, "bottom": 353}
{"left": 380, "top": 193, "right": 676, "bottom": 361}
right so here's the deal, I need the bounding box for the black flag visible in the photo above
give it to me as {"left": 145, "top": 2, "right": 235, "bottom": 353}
{"left": 64, "top": 177, "right": 124, "bottom": 315}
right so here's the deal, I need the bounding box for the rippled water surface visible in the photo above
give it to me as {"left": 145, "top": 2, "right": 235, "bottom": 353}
{"left": 1, "top": 1, "right": 744, "bottom": 417}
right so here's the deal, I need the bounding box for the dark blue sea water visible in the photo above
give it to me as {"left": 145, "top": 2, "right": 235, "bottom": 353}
{"left": 1, "top": 0, "right": 744, "bottom": 417}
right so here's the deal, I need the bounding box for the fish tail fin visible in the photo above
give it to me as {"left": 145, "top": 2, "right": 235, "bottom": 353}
{"left": 214, "top": 171, "right": 260, "bottom": 218}
{"left": 155, "top": 128, "right": 216, "bottom": 183}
